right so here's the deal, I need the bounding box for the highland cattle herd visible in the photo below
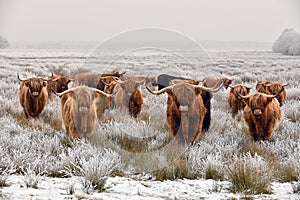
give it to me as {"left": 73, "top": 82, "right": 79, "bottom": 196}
{"left": 17, "top": 69, "right": 289, "bottom": 144}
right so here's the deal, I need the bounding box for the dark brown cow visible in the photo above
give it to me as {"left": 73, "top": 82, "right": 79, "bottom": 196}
{"left": 202, "top": 77, "right": 232, "bottom": 89}
{"left": 146, "top": 82, "right": 224, "bottom": 145}
{"left": 18, "top": 74, "right": 48, "bottom": 118}
{"left": 236, "top": 91, "right": 283, "bottom": 141}
{"left": 112, "top": 79, "right": 145, "bottom": 118}
{"left": 256, "top": 80, "right": 289, "bottom": 106}
{"left": 54, "top": 86, "right": 112, "bottom": 139}
{"left": 256, "top": 80, "right": 270, "bottom": 93}
{"left": 228, "top": 84, "right": 251, "bottom": 117}
{"left": 47, "top": 74, "right": 73, "bottom": 99}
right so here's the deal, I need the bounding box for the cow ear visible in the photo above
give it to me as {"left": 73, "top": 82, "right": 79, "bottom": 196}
{"left": 194, "top": 87, "right": 202, "bottom": 95}
{"left": 246, "top": 88, "right": 251, "bottom": 94}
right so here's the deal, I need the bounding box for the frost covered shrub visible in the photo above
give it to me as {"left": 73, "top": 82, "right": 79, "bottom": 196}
{"left": 284, "top": 99, "right": 300, "bottom": 122}
{"left": 21, "top": 161, "right": 45, "bottom": 189}
{"left": 227, "top": 153, "right": 273, "bottom": 195}
{"left": 292, "top": 179, "right": 300, "bottom": 194}
{"left": 62, "top": 143, "right": 120, "bottom": 193}
{"left": 272, "top": 28, "right": 300, "bottom": 55}
{"left": 0, "top": 168, "right": 12, "bottom": 188}
{"left": 188, "top": 130, "right": 241, "bottom": 179}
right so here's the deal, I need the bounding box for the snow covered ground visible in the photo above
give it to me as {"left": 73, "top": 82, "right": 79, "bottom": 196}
{"left": 1, "top": 175, "right": 299, "bottom": 200}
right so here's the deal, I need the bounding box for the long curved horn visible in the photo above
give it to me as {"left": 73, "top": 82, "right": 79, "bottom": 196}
{"left": 234, "top": 90, "right": 251, "bottom": 99}
{"left": 92, "top": 88, "right": 114, "bottom": 97}
{"left": 17, "top": 73, "right": 26, "bottom": 82}
{"left": 53, "top": 87, "right": 76, "bottom": 97}
{"left": 282, "top": 83, "right": 289, "bottom": 87}
{"left": 42, "top": 78, "right": 50, "bottom": 82}
{"left": 146, "top": 85, "right": 174, "bottom": 95}
{"left": 193, "top": 81, "right": 224, "bottom": 92}
{"left": 135, "top": 78, "right": 146, "bottom": 85}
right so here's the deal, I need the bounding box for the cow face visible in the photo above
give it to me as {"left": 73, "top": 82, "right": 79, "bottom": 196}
{"left": 120, "top": 80, "right": 142, "bottom": 99}
{"left": 266, "top": 81, "right": 285, "bottom": 95}
{"left": 145, "top": 76, "right": 158, "bottom": 91}
{"left": 232, "top": 85, "right": 251, "bottom": 99}
{"left": 222, "top": 78, "right": 233, "bottom": 89}
{"left": 54, "top": 77, "right": 71, "bottom": 93}
{"left": 71, "top": 88, "right": 98, "bottom": 135}
{"left": 25, "top": 78, "right": 47, "bottom": 97}
{"left": 244, "top": 94, "right": 274, "bottom": 117}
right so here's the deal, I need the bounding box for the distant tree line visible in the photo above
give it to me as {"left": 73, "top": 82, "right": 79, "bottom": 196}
{"left": 0, "top": 36, "right": 9, "bottom": 49}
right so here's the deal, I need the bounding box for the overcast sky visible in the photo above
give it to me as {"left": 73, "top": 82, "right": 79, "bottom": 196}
{"left": 0, "top": 0, "right": 299, "bottom": 43}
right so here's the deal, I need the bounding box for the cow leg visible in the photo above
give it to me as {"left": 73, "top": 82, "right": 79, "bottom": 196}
{"left": 201, "top": 92, "right": 211, "bottom": 132}
{"left": 247, "top": 121, "right": 258, "bottom": 141}
{"left": 24, "top": 109, "right": 29, "bottom": 118}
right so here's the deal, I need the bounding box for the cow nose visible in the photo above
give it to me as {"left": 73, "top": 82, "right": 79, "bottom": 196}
{"left": 179, "top": 105, "right": 189, "bottom": 113}
{"left": 32, "top": 92, "right": 39, "bottom": 96}
{"left": 79, "top": 106, "right": 88, "bottom": 112}
{"left": 254, "top": 109, "right": 262, "bottom": 116}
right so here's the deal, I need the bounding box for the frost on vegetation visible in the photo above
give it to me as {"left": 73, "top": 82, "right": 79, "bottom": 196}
{"left": 21, "top": 161, "right": 45, "bottom": 189}
{"left": 63, "top": 145, "right": 121, "bottom": 193}
{"left": 188, "top": 131, "right": 241, "bottom": 179}
{"left": 272, "top": 28, "right": 300, "bottom": 55}
{"left": 227, "top": 152, "right": 273, "bottom": 195}
{"left": 0, "top": 167, "right": 14, "bottom": 187}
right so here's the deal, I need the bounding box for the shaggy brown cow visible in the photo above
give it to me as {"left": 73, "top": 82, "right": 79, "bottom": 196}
{"left": 18, "top": 74, "right": 48, "bottom": 118}
{"left": 123, "top": 74, "right": 158, "bottom": 90}
{"left": 146, "top": 82, "right": 224, "bottom": 145}
{"left": 76, "top": 70, "right": 125, "bottom": 89}
{"left": 228, "top": 84, "right": 251, "bottom": 117}
{"left": 256, "top": 80, "right": 289, "bottom": 106}
{"left": 47, "top": 74, "right": 73, "bottom": 99}
{"left": 202, "top": 77, "right": 232, "bottom": 89}
{"left": 112, "top": 79, "right": 145, "bottom": 118}
{"left": 256, "top": 80, "right": 270, "bottom": 93}
{"left": 236, "top": 91, "right": 283, "bottom": 141}
{"left": 55, "top": 86, "right": 112, "bottom": 139}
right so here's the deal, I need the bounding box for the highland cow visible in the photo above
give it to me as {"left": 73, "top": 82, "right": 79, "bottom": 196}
{"left": 146, "top": 82, "right": 224, "bottom": 145}
{"left": 112, "top": 79, "right": 145, "bottom": 118}
{"left": 47, "top": 74, "right": 73, "bottom": 99}
{"left": 18, "top": 74, "right": 48, "bottom": 118}
{"left": 236, "top": 91, "right": 283, "bottom": 141}
{"left": 256, "top": 80, "right": 289, "bottom": 106}
{"left": 228, "top": 84, "right": 251, "bottom": 117}
{"left": 202, "top": 77, "right": 232, "bottom": 89}
{"left": 55, "top": 86, "right": 112, "bottom": 139}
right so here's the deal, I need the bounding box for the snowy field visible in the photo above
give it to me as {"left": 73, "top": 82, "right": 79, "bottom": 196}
{"left": 0, "top": 46, "right": 300, "bottom": 199}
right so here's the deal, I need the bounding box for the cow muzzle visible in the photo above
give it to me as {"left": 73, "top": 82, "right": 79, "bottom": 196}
{"left": 253, "top": 109, "right": 262, "bottom": 116}
{"left": 32, "top": 92, "right": 39, "bottom": 97}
